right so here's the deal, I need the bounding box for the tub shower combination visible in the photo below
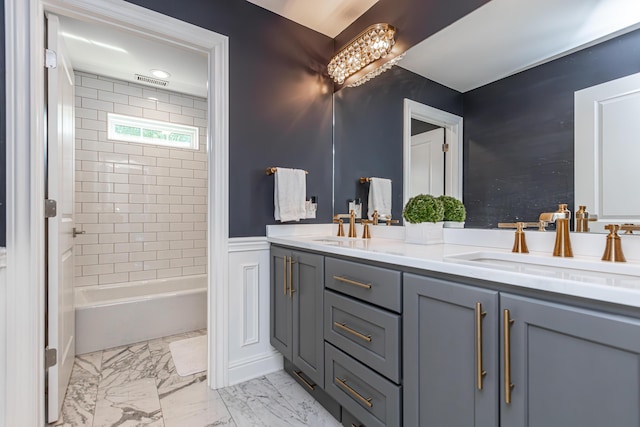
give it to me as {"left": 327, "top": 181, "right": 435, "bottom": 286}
{"left": 75, "top": 274, "right": 207, "bottom": 354}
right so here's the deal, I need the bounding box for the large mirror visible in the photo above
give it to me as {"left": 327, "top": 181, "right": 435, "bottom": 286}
{"left": 333, "top": 0, "right": 640, "bottom": 230}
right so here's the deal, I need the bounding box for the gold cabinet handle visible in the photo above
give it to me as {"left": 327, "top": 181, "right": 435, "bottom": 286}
{"left": 288, "top": 257, "right": 296, "bottom": 298}
{"left": 503, "top": 309, "right": 515, "bottom": 404}
{"left": 333, "top": 275, "right": 372, "bottom": 289}
{"left": 475, "top": 302, "right": 487, "bottom": 390}
{"left": 334, "top": 322, "right": 372, "bottom": 342}
{"left": 335, "top": 377, "right": 373, "bottom": 408}
{"left": 283, "top": 256, "right": 287, "bottom": 296}
{"left": 293, "top": 370, "right": 315, "bottom": 391}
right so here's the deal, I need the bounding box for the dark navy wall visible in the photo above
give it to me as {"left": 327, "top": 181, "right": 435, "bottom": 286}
{"left": 124, "top": 0, "right": 334, "bottom": 237}
{"left": 334, "top": 66, "right": 463, "bottom": 220}
{"left": 463, "top": 28, "right": 640, "bottom": 228}
{"left": 0, "top": 0, "right": 5, "bottom": 246}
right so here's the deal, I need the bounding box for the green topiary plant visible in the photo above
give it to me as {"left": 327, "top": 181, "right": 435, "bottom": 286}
{"left": 437, "top": 195, "right": 466, "bottom": 222}
{"left": 403, "top": 194, "right": 445, "bottom": 224}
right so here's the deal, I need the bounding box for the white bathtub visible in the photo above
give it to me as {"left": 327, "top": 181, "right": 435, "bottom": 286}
{"left": 75, "top": 275, "right": 207, "bottom": 354}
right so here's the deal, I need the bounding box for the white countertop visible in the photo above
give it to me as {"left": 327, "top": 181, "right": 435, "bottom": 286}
{"left": 267, "top": 225, "right": 640, "bottom": 310}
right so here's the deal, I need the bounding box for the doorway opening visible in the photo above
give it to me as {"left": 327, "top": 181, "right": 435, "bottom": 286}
{"left": 4, "top": 0, "right": 229, "bottom": 425}
{"left": 402, "top": 98, "right": 463, "bottom": 207}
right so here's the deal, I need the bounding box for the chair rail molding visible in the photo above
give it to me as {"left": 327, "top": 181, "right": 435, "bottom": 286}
{"left": 3, "top": 0, "right": 229, "bottom": 425}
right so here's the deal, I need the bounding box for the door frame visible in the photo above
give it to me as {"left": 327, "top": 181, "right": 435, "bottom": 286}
{"left": 4, "top": 0, "right": 229, "bottom": 425}
{"left": 403, "top": 98, "right": 463, "bottom": 206}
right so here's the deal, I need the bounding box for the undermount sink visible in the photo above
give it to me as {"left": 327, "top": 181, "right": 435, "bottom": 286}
{"left": 445, "top": 251, "right": 640, "bottom": 285}
{"left": 311, "top": 236, "right": 349, "bottom": 244}
{"left": 310, "top": 236, "right": 372, "bottom": 248}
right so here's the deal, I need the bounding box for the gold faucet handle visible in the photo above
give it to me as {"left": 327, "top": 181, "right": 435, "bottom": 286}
{"left": 498, "top": 222, "right": 530, "bottom": 253}
{"left": 620, "top": 223, "right": 640, "bottom": 234}
{"left": 372, "top": 210, "right": 380, "bottom": 225}
{"left": 603, "top": 224, "right": 626, "bottom": 262}
{"left": 498, "top": 222, "right": 539, "bottom": 231}
{"left": 385, "top": 219, "right": 399, "bottom": 226}
{"left": 361, "top": 220, "right": 373, "bottom": 239}
{"left": 605, "top": 224, "right": 620, "bottom": 233}
{"left": 333, "top": 218, "right": 345, "bottom": 237}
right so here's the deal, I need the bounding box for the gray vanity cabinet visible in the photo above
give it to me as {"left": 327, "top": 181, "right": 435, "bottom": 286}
{"left": 403, "top": 273, "right": 499, "bottom": 427}
{"left": 500, "top": 294, "right": 640, "bottom": 427}
{"left": 270, "top": 246, "right": 325, "bottom": 388}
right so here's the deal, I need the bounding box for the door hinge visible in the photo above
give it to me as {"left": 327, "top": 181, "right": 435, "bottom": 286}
{"left": 442, "top": 143, "right": 449, "bottom": 152}
{"left": 45, "top": 347, "right": 57, "bottom": 370}
{"left": 45, "top": 49, "right": 57, "bottom": 69}
{"left": 45, "top": 199, "right": 57, "bottom": 218}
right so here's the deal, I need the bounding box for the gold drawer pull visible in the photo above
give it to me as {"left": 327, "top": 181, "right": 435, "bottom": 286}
{"left": 334, "top": 322, "right": 372, "bottom": 342}
{"left": 293, "top": 370, "right": 315, "bottom": 392}
{"left": 288, "top": 258, "right": 296, "bottom": 298}
{"left": 475, "top": 302, "right": 487, "bottom": 390}
{"left": 503, "top": 309, "right": 515, "bottom": 404}
{"left": 333, "top": 275, "right": 372, "bottom": 289}
{"left": 335, "top": 377, "right": 373, "bottom": 408}
{"left": 283, "top": 257, "right": 287, "bottom": 296}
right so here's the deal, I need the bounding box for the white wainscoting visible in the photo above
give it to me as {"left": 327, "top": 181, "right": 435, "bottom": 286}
{"left": 227, "top": 238, "right": 282, "bottom": 385}
{"left": 0, "top": 249, "right": 6, "bottom": 427}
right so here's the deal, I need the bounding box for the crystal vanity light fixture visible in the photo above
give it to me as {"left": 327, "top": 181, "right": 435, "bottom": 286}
{"left": 327, "top": 23, "right": 398, "bottom": 86}
{"left": 349, "top": 52, "right": 405, "bottom": 87}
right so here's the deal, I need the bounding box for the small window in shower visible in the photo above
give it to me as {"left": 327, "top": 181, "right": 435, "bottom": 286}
{"left": 107, "top": 113, "right": 199, "bottom": 150}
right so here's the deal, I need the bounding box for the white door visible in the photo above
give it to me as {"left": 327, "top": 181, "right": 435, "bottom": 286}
{"left": 575, "top": 71, "right": 640, "bottom": 232}
{"left": 409, "top": 127, "right": 445, "bottom": 197}
{"left": 46, "top": 13, "right": 76, "bottom": 423}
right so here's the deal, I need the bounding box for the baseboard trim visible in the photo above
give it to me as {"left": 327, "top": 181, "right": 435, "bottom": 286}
{"left": 227, "top": 350, "right": 283, "bottom": 386}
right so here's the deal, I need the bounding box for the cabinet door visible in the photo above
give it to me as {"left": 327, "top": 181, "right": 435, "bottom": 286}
{"left": 270, "top": 246, "right": 292, "bottom": 360}
{"left": 404, "top": 274, "right": 499, "bottom": 427}
{"left": 501, "top": 294, "right": 640, "bottom": 427}
{"left": 292, "top": 250, "right": 325, "bottom": 388}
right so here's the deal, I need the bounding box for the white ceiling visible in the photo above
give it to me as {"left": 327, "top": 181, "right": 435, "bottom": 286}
{"left": 58, "top": 15, "right": 208, "bottom": 98}
{"left": 57, "top": 0, "right": 640, "bottom": 98}
{"left": 245, "top": 0, "right": 378, "bottom": 38}
{"left": 399, "top": 0, "right": 640, "bottom": 92}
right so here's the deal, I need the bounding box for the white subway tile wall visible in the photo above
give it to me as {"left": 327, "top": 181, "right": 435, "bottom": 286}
{"left": 74, "top": 72, "right": 208, "bottom": 287}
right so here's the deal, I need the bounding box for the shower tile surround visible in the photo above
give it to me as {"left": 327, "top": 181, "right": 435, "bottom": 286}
{"left": 54, "top": 330, "right": 341, "bottom": 427}
{"left": 73, "top": 72, "right": 208, "bottom": 286}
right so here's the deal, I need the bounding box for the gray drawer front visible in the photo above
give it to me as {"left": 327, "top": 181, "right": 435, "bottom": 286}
{"left": 342, "top": 410, "right": 366, "bottom": 427}
{"left": 325, "top": 290, "right": 401, "bottom": 382}
{"left": 325, "top": 257, "right": 401, "bottom": 313}
{"left": 325, "top": 343, "right": 401, "bottom": 427}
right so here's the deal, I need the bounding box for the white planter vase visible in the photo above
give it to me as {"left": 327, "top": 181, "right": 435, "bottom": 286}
{"left": 404, "top": 222, "right": 444, "bottom": 245}
{"left": 443, "top": 221, "right": 465, "bottom": 229}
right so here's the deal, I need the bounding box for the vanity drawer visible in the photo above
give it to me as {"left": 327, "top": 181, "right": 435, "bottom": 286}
{"left": 324, "top": 290, "right": 401, "bottom": 382}
{"left": 325, "top": 343, "right": 401, "bottom": 427}
{"left": 325, "top": 257, "right": 401, "bottom": 313}
{"left": 342, "top": 410, "right": 367, "bottom": 427}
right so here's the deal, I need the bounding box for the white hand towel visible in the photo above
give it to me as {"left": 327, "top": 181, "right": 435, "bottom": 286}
{"left": 368, "top": 177, "right": 392, "bottom": 220}
{"left": 274, "top": 168, "right": 307, "bottom": 222}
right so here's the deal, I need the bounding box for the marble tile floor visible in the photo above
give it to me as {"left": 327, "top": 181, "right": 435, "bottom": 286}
{"left": 53, "top": 330, "right": 342, "bottom": 427}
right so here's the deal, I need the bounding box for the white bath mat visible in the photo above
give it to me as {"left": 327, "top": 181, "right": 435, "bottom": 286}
{"left": 169, "top": 335, "right": 207, "bottom": 377}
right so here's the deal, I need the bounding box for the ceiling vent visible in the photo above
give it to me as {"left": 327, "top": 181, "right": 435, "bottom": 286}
{"left": 135, "top": 74, "right": 169, "bottom": 87}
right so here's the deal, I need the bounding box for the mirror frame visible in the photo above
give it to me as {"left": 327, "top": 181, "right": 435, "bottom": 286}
{"left": 403, "top": 98, "right": 463, "bottom": 207}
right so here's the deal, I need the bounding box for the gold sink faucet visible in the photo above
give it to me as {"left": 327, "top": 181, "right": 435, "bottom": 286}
{"left": 333, "top": 210, "right": 357, "bottom": 238}
{"left": 540, "top": 204, "right": 573, "bottom": 257}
